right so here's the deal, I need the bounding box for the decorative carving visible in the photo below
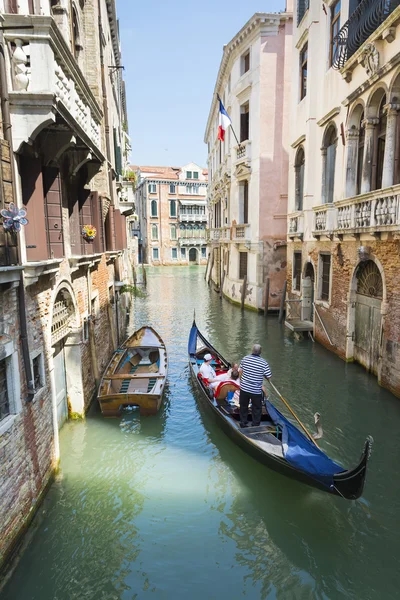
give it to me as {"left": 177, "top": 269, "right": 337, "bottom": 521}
{"left": 356, "top": 260, "right": 383, "bottom": 298}
{"left": 360, "top": 44, "right": 379, "bottom": 77}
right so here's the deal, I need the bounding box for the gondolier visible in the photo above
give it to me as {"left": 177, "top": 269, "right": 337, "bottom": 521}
{"left": 239, "top": 344, "right": 272, "bottom": 428}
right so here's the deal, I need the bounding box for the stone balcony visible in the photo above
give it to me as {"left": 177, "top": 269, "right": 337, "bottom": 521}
{"left": 288, "top": 213, "right": 304, "bottom": 240}
{"left": 178, "top": 236, "right": 207, "bottom": 246}
{"left": 234, "top": 141, "right": 251, "bottom": 164}
{"left": 232, "top": 223, "right": 251, "bottom": 243}
{"left": 179, "top": 214, "right": 207, "bottom": 223}
{"left": 206, "top": 227, "right": 232, "bottom": 243}
{"left": 311, "top": 185, "right": 400, "bottom": 238}
{"left": 3, "top": 15, "right": 103, "bottom": 159}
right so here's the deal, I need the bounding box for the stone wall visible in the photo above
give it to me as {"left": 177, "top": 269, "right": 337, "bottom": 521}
{"left": 287, "top": 237, "right": 400, "bottom": 397}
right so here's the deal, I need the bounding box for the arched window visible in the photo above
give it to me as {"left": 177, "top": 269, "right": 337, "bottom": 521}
{"left": 356, "top": 112, "right": 365, "bottom": 195}
{"left": 295, "top": 147, "right": 305, "bottom": 210}
{"left": 150, "top": 200, "right": 157, "bottom": 217}
{"left": 151, "top": 224, "right": 158, "bottom": 240}
{"left": 322, "top": 125, "right": 337, "bottom": 204}
{"left": 373, "top": 98, "right": 386, "bottom": 190}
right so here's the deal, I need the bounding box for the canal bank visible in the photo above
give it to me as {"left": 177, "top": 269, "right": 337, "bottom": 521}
{"left": 2, "top": 266, "right": 400, "bottom": 599}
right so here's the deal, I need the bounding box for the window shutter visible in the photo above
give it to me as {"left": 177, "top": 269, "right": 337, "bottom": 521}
{"left": 92, "top": 193, "right": 105, "bottom": 253}
{"left": 243, "top": 181, "right": 249, "bottom": 224}
{"left": 20, "top": 155, "right": 48, "bottom": 261}
{"left": 113, "top": 128, "right": 122, "bottom": 176}
{"left": 43, "top": 167, "right": 64, "bottom": 259}
{"left": 0, "top": 141, "right": 18, "bottom": 265}
{"left": 5, "top": 0, "right": 18, "bottom": 13}
{"left": 79, "top": 189, "right": 94, "bottom": 255}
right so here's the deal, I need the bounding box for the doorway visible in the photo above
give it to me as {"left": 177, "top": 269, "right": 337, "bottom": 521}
{"left": 189, "top": 247, "right": 198, "bottom": 263}
{"left": 302, "top": 262, "right": 315, "bottom": 321}
{"left": 354, "top": 260, "right": 383, "bottom": 375}
{"left": 53, "top": 341, "right": 68, "bottom": 428}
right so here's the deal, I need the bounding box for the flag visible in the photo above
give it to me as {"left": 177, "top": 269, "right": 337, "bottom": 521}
{"left": 218, "top": 99, "right": 232, "bottom": 142}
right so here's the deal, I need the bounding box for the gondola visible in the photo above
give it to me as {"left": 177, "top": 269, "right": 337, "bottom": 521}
{"left": 98, "top": 326, "right": 168, "bottom": 416}
{"left": 188, "top": 321, "right": 372, "bottom": 500}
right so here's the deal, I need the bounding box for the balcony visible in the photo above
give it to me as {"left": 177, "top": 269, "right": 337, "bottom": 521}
{"left": 234, "top": 141, "right": 251, "bottom": 164}
{"left": 178, "top": 236, "right": 207, "bottom": 246}
{"left": 179, "top": 214, "right": 207, "bottom": 223}
{"left": 332, "top": 0, "right": 400, "bottom": 74}
{"left": 3, "top": 15, "right": 103, "bottom": 159}
{"left": 312, "top": 205, "right": 336, "bottom": 238}
{"left": 288, "top": 213, "right": 304, "bottom": 240}
{"left": 335, "top": 187, "right": 400, "bottom": 236}
{"left": 207, "top": 227, "right": 231, "bottom": 242}
{"left": 232, "top": 223, "right": 251, "bottom": 242}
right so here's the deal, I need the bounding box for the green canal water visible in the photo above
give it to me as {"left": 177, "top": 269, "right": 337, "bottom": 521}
{"left": 2, "top": 266, "right": 400, "bottom": 600}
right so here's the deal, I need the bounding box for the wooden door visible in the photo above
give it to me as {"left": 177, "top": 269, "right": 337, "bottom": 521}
{"left": 20, "top": 155, "right": 48, "bottom": 261}
{"left": 43, "top": 167, "right": 64, "bottom": 259}
{"left": 354, "top": 294, "right": 382, "bottom": 375}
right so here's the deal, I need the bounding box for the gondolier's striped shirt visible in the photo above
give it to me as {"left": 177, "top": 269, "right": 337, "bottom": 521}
{"left": 239, "top": 354, "right": 272, "bottom": 394}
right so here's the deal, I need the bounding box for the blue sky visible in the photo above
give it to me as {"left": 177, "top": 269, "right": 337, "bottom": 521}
{"left": 117, "top": 0, "right": 285, "bottom": 168}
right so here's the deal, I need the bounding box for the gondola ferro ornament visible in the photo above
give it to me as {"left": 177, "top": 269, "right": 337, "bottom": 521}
{"left": 1, "top": 203, "right": 28, "bottom": 233}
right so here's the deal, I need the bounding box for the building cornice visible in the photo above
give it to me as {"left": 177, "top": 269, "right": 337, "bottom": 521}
{"left": 204, "top": 11, "right": 292, "bottom": 143}
{"left": 317, "top": 106, "right": 341, "bottom": 127}
{"left": 138, "top": 178, "right": 208, "bottom": 187}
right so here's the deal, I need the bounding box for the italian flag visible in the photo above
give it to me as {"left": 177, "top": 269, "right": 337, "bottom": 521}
{"left": 218, "top": 99, "right": 232, "bottom": 142}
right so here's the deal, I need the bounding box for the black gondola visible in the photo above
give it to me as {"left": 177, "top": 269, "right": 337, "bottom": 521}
{"left": 188, "top": 321, "right": 372, "bottom": 500}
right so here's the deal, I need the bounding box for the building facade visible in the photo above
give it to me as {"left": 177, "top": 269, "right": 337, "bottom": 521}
{"left": 0, "top": 0, "right": 131, "bottom": 570}
{"left": 287, "top": 0, "right": 400, "bottom": 396}
{"left": 135, "top": 163, "right": 208, "bottom": 266}
{"left": 205, "top": 11, "right": 292, "bottom": 310}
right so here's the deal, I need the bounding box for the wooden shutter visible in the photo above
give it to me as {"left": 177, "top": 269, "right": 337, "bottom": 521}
{"left": 43, "top": 166, "right": 64, "bottom": 259}
{"left": 105, "top": 206, "right": 116, "bottom": 251}
{"left": 79, "top": 189, "right": 94, "bottom": 256}
{"left": 20, "top": 155, "right": 48, "bottom": 262}
{"left": 92, "top": 192, "right": 105, "bottom": 254}
{"left": 68, "top": 181, "right": 81, "bottom": 256}
{"left": 243, "top": 181, "right": 248, "bottom": 224}
{"left": 239, "top": 252, "right": 248, "bottom": 280}
{"left": 5, "top": 0, "right": 18, "bottom": 13}
{"left": 0, "top": 141, "right": 18, "bottom": 265}
{"left": 113, "top": 209, "right": 127, "bottom": 251}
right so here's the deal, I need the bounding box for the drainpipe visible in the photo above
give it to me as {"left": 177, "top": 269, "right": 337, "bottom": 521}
{"left": 0, "top": 30, "right": 34, "bottom": 399}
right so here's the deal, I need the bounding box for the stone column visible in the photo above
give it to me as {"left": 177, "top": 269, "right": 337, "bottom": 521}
{"left": 382, "top": 103, "right": 400, "bottom": 189}
{"left": 361, "top": 118, "right": 378, "bottom": 194}
{"left": 345, "top": 127, "right": 359, "bottom": 198}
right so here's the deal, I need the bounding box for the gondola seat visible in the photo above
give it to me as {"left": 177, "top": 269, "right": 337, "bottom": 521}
{"left": 214, "top": 380, "right": 240, "bottom": 401}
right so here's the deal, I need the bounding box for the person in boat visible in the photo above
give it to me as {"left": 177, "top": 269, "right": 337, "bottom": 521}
{"left": 239, "top": 344, "right": 272, "bottom": 428}
{"left": 199, "top": 353, "right": 219, "bottom": 386}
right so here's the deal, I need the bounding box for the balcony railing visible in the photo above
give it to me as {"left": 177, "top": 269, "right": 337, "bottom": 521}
{"left": 312, "top": 205, "right": 336, "bottom": 236}
{"left": 3, "top": 15, "right": 102, "bottom": 155}
{"left": 287, "top": 213, "right": 304, "bottom": 239}
{"left": 232, "top": 224, "right": 251, "bottom": 242}
{"left": 234, "top": 141, "right": 251, "bottom": 163}
{"left": 179, "top": 214, "right": 207, "bottom": 222}
{"left": 332, "top": 0, "right": 400, "bottom": 70}
{"left": 336, "top": 190, "right": 399, "bottom": 232}
{"left": 178, "top": 236, "right": 207, "bottom": 246}
{"left": 206, "top": 227, "right": 232, "bottom": 242}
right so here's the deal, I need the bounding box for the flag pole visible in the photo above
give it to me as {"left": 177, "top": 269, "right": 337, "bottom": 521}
{"left": 216, "top": 94, "right": 242, "bottom": 149}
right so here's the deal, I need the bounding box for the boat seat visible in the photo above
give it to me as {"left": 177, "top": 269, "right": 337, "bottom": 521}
{"left": 214, "top": 381, "right": 240, "bottom": 401}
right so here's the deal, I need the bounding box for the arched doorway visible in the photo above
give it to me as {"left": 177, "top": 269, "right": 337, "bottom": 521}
{"left": 354, "top": 260, "right": 383, "bottom": 375}
{"left": 189, "top": 247, "right": 198, "bottom": 264}
{"left": 51, "top": 288, "right": 76, "bottom": 428}
{"left": 302, "top": 261, "right": 315, "bottom": 321}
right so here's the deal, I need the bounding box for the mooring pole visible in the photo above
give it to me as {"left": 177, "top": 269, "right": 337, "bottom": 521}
{"left": 241, "top": 275, "right": 247, "bottom": 311}
{"left": 279, "top": 279, "right": 287, "bottom": 324}
{"left": 142, "top": 263, "right": 147, "bottom": 288}
{"left": 264, "top": 277, "right": 270, "bottom": 317}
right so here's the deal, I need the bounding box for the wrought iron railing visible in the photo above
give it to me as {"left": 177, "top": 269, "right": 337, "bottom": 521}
{"left": 332, "top": 0, "right": 400, "bottom": 70}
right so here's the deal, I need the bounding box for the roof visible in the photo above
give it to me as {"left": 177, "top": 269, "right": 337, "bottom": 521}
{"left": 132, "top": 164, "right": 208, "bottom": 183}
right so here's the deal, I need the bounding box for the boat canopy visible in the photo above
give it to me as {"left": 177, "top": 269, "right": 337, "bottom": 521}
{"left": 266, "top": 401, "right": 345, "bottom": 488}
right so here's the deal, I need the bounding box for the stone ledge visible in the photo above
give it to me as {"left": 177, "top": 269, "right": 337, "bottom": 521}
{"left": 24, "top": 260, "right": 62, "bottom": 287}
{"left": 0, "top": 266, "right": 23, "bottom": 286}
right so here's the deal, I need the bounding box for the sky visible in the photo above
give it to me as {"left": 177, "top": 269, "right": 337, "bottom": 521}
{"left": 117, "top": 0, "right": 285, "bottom": 169}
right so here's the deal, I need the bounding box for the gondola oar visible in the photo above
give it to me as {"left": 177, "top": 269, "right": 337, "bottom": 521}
{"left": 268, "top": 381, "right": 320, "bottom": 448}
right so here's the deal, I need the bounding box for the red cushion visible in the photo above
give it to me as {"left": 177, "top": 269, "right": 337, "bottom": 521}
{"left": 214, "top": 380, "right": 240, "bottom": 399}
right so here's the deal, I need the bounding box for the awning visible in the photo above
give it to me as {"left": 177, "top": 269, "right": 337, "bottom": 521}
{"left": 179, "top": 200, "right": 207, "bottom": 206}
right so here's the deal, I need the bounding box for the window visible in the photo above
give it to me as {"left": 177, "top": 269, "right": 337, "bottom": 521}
{"left": 319, "top": 254, "right": 331, "bottom": 301}
{"left": 239, "top": 181, "right": 249, "bottom": 224}
{"left": 193, "top": 172, "right": 199, "bottom": 179}
{"left": 201, "top": 247, "right": 207, "bottom": 258}
{"left": 170, "top": 200, "right": 177, "bottom": 217}
{"left": 295, "top": 147, "right": 305, "bottom": 210}
{"left": 322, "top": 125, "right": 337, "bottom": 204}
{"left": 293, "top": 252, "right": 302, "bottom": 291}
{"left": 300, "top": 44, "right": 308, "bottom": 101}
{"left": 297, "top": 0, "right": 309, "bottom": 24}
{"left": 169, "top": 184, "right": 176, "bottom": 194}
{"left": 240, "top": 103, "right": 250, "bottom": 142}
{"left": 153, "top": 247, "right": 159, "bottom": 260}
{"left": 241, "top": 50, "right": 250, "bottom": 75}
{"left": 239, "top": 252, "right": 248, "bottom": 280}
{"left": 374, "top": 98, "right": 386, "bottom": 191}
{"left": 171, "top": 247, "right": 178, "bottom": 260}
{"left": 186, "top": 184, "right": 200, "bottom": 195}
{"left": 32, "top": 354, "right": 44, "bottom": 390}
{"left": 330, "top": 0, "right": 341, "bottom": 67}
{"left": 170, "top": 224, "right": 177, "bottom": 240}
{"left": 356, "top": 113, "right": 365, "bottom": 195}
{"left": 186, "top": 171, "right": 192, "bottom": 179}
{"left": 151, "top": 224, "right": 158, "bottom": 240}
{"left": 83, "top": 316, "right": 89, "bottom": 343}
{"left": 151, "top": 200, "right": 158, "bottom": 217}
{"left": 148, "top": 183, "right": 157, "bottom": 194}
{"left": 0, "top": 359, "right": 10, "bottom": 422}
{"left": 181, "top": 247, "right": 186, "bottom": 258}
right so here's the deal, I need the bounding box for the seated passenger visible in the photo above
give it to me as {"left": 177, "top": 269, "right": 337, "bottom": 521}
{"left": 210, "top": 362, "right": 239, "bottom": 389}
{"left": 199, "top": 353, "right": 218, "bottom": 385}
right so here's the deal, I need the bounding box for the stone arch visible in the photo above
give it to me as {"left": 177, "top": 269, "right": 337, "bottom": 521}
{"left": 346, "top": 103, "right": 365, "bottom": 197}
{"left": 321, "top": 123, "right": 338, "bottom": 204}
{"left": 49, "top": 280, "right": 79, "bottom": 342}
{"left": 346, "top": 254, "right": 386, "bottom": 378}
{"left": 365, "top": 86, "right": 387, "bottom": 119}
{"left": 188, "top": 247, "right": 199, "bottom": 264}
{"left": 388, "top": 68, "right": 400, "bottom": 103}
{"left": 348, "top": 101, "right": 365, "bottom": 129}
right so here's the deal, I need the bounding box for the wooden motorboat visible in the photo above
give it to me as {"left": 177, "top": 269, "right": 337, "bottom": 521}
{"left": 188, "top": 321, "right": 372, "bottom": 500}
{"left": 98, "top": 326, "right": 168, "bottom": 416}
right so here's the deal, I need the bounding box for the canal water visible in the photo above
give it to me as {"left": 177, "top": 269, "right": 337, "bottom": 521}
{"left": 2, "top": 267, "right": 400, "bottom": 600}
